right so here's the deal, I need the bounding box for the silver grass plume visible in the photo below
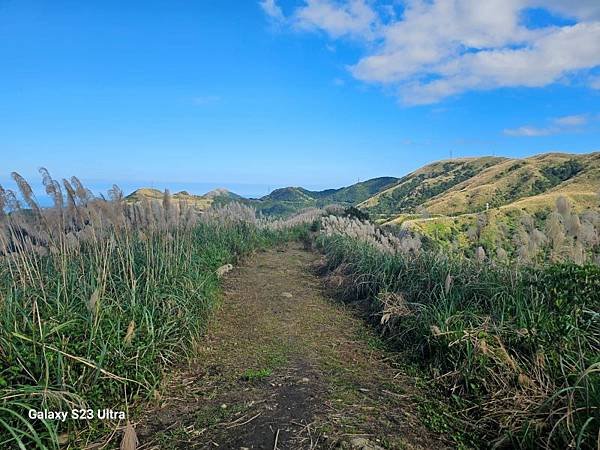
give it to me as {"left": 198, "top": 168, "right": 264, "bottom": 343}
{"left": 70, "top": 176, "right": 92, "bottom": 205}
{"left": 39, "top": 167, "right": 64, "bottom": 210}
{"left": 444, "top": 273, "right": 452, "bottom": 295}
{"left": 556, "top": 196, "right": 571, "bottom": 217}
{"left": 0, "top": 185, "right": 6, "bottom": 220}
{"left": 496, "top": 247, "right": 508, "bottom": 262}
{"left": 5, "top": 189, "right": 21, "bottom": 211}
{"left": 11, "top": 172, "right": 40, "bottom": 215}
{"left": 162, "top": 189, "right": 172, "bottom": 225}
{"left": 108, "top": 184, "right": 124, "bottom": 203}
{"left": 476, "top": 246, "right": 486, "bottom": 262}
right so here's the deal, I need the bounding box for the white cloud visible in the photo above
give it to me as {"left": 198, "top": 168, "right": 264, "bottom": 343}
{"left": 533, "top": 0, "right": 600, "bottom": 20}
{"left": 504, "top": 126, "right": 554, "bottom": 137}
{"left": 504, "top": 114, "right": 589, "bottom": 136}
{"left": 553, "top": 114, "right": 588, "bottom": 126}
{"left": 260, "top": 0, "right": 600, "bottom": 104}
{"left": 260, "top": 0, "right": 285, "bottom": 22}
{"left": 590, "top": 75, "right": 600, "bottom": 90}
{"left": 295, "top": 0, "right": 378, "bottom": 39}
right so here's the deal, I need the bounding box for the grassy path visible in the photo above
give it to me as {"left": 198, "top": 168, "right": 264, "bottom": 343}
{"left": 135, "top": 243, "right": 448, "bottom": 449}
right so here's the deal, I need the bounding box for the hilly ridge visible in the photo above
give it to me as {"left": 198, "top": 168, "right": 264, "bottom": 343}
{"left": 125, "top": 152, "right": 599, "bottom": 222}
{"left": 255, "top": 177, "right": 399, "bottom": 215}
{"left": 417, "top": 152, "right": 599, "bottom": 216}
{"left": 126, "top": 177, "right": 400, "bottom": 216}
{"left": 126, "top": 187, "right": 242, "bottom": 210}
{"left": 358, "top": 156, "right": 506, "bottom": 219}
{"left": 377, "top": 152, "right": 599, "bottom": 229}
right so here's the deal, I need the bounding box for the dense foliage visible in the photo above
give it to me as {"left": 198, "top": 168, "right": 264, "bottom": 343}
{"left": 0, "top": 171, "right": 315, "bottom": 449}
{"left": 316, "top": 218, "right": 600, "bottom": 449}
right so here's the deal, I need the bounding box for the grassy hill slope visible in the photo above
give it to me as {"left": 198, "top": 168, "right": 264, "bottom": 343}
{"left": 422, "top": 152, "right": 599, "bottom": 215}
{"left": 126, "top": 187, "right": 242, "bottom": 211}
{"left": 255, "top": 177, "right": 399, "bottom": 216}
{"left": 358, "top": 157, "right": 505, "bottom": 219}
{"left": 125, "top": 152, "right": 598, "bottom": 224}
{"left": 125, "top": 177, "right": 399, "bottom": 216}
{"left": 360, "top": 153, "right": 598, "bottom": 223}
{"left": 381, "top": 152, "right": 599, "bottom": 257}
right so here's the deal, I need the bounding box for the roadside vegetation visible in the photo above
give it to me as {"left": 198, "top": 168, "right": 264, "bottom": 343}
{"left": 0, "top": 171, "right": 318, "bottom": 449}
{"left": 1, "top": 167, "right": 598, "bottom": 449}
{"left": 316, "top": 208, "right": 600, "bottom": 449}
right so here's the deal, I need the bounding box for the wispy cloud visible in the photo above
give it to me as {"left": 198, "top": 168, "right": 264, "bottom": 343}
{"left": 504, "top": 126, "right": 555, "bottom": 137}
{"left": 553, "top": 114, "right": 588, "bottom": 126}
{"left": 259, "top": 0, "right": 285, "bottom": 22}
{"left": 260, "top": 0, "right": 600, "bottom": 105}
{"left": 589, "top": 75, "right": 600, "bottom": 90}
{"left": 294, "top": 0, "right": 377, "bottom": 39}
{"left": 504, "top": 114, "right": 589, "bottom": 137}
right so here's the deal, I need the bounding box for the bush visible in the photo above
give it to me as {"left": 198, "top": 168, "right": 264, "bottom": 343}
{"left": 343, "top": 206, "right": 370, "bottom": 221}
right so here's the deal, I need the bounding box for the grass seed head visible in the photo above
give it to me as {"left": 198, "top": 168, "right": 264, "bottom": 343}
{"left": 88, "top": 288, "right": 100, "bottom": 315}
{"left": 120, "top": 421, "right": 138, "bottom": 450}
{"left": 124, "top": 320, "right": 136, "bottom": 345}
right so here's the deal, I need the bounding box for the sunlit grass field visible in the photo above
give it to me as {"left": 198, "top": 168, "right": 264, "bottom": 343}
{"left": 0, "top": 171, "right": 314, "bottom": 448}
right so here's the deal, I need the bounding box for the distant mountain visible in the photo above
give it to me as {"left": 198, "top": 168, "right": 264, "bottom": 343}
{"left": 125, "top": 187, "right": 242, "bottom": 210}
{"left": 361, "top": 152, "right": 599, "bottom": 223}
{"left": 314, "top": 177, "right": 400, "bottom": 203}
{"left": 125, "top": 177, "right": 399, "bottom": 216}
{"left": 204, "top": 188, "right": 243, "bottom": 199}
{"left": 255, "top": 177, "right": 399, "bottom": 216}
{"left": 358, "top": 157, "right": 506, "bottom": 219}
{"left": 124, "top": 152, "right": 598, "bottom": 223}
{"left": 260, "top": 187, "right": 315, "bottom": 203}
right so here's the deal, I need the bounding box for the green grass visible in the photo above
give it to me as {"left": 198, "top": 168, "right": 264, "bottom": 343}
{"left": 0, "top": 189, "right": 311, "bottom": 449}
{"left": 316, "top": 232, "right": 600, "bottom": 449}
{"left": 0, "top": 226, "right": 268, "bottom": 447}
{"left": 241, "top": 368, "right": 272, "bottom": 381}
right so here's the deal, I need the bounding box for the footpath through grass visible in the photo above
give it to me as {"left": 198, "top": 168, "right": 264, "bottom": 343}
{"left": 134, "top": 243, "right": 448, "bottom": 450}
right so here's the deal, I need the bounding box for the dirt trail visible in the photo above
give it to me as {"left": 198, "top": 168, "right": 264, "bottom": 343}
{"left": 136, "top": 243, "right": 448, "bottom": 449}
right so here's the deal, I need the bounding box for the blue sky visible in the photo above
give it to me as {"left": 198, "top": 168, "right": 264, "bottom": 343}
{"left": 1, "top": 0, "right": 599, "bottom": 199}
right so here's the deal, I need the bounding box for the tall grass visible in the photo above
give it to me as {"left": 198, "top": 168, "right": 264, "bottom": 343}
{"left": 0, "top": 170, "right": 315, "bottom": 449}
{"left": 316, "top": 216, "right": 599, "bottom": 449}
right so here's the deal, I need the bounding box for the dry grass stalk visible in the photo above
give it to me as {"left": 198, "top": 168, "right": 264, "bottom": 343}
{"left": 321, "top": 215, "right": 421, "bottom": 256}
{"left": 120, "top": 421, "right": 138, "bottom": 450}
{"left": 87, "top": 288, "right": 100, "bottom": 315}
{"left": 124, "top": 321, "right": 136, "bottom": 345}
{"left": 444, "top": 273, "right": 452, "bottom": 295}
{"left": 379, "top": 292, "right": 412, "bottom": 326}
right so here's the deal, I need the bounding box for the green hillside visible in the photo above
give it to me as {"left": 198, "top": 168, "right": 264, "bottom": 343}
{"left": 125, "top": 153, "right": 598, "bottom": 224}
{"left": 125, "top": 177, "right": 399, "bottom": 216}
{"left": 126, "top": 187, "right": 242, "bottom": 211}
{"left": 359, "top": 152, "right": 599, "bottom": 222}
{"left": 375, "top": 152, "right": 599, "bottom": 257}
{"left": 358, "top": 157, "right": 506, "bottom": 219}
{"left": 254, "top": 177, "right": 399, "bottom": 215}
